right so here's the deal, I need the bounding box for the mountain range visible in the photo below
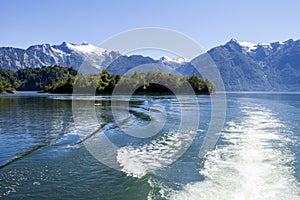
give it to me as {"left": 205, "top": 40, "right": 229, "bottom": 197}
{"left": 0, "top": 42, "right": 121, "bottom": 72}
{"left": 0, "top": 39, "right": 299, "bottom": 91}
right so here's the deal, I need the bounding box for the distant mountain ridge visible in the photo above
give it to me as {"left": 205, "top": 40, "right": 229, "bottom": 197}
{"left": 0, "top": 42, "right": 121, "bottom": 71}
{"left": 0, "top": 39, "right": 299, "bottom": 91}
{"left": 206, "top": 39, "right": 300, "bottom": 91}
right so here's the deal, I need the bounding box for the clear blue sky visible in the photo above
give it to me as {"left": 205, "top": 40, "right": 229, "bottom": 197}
{"left": 1, "top": 0, "right": 300, "bottom": 51}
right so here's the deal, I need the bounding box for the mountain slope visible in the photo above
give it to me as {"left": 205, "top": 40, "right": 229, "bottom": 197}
{"left": 206, "top": 39, "right": 300, "bottom": 91}
{"left": 0, "top": 39, "right": 299, "bottom": 91}
{"left": 206, "top": 39, "right": 273, "bottom": 91}
{"left": 105, "top": 39, "right": 300, "bottom": 91}
{"left": 0, "top": 42, "right": 121, "bottom": 72}
{"left": 106, "top": 55, "right": 157, "bottom": 74}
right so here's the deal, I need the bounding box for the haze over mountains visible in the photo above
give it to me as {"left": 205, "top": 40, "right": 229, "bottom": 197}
{"left": 0, "top": 39, "right": 299, "bottom": 91}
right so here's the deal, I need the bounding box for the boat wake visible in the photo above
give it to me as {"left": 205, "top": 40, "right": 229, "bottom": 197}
{"left": 117, "top": 129, "right": 197, "bottom": 178}
{"left": 150, "top": 103, "right": 300, "bottom": 200}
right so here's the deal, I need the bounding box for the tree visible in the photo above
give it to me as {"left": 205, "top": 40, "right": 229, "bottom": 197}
{"left": 0, "top": 77, "right": 17, "bottom": 94}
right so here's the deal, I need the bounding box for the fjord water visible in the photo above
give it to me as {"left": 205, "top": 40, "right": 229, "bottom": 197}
{"left": 0, "top": 92, "right": 299, "bottom": 199}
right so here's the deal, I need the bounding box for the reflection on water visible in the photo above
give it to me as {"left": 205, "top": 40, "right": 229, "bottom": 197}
{"left": 0, "top": 92, "right": 299, "bottom": 200}
{"left": 0, "top": 95, "right": 73, "bottom": 167}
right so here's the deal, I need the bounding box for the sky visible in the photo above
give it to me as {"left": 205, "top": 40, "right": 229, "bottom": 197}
{"left": 1, "top": 0, "right": 300, "bottom": 52}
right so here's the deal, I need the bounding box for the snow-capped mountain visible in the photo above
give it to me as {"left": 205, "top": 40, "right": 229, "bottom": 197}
{"left": 200, "top": 38, "right": 300, "bottom": 91}
{"left": 107, "top": 38, "right": 299, "bottom": 91}
{"left": 0, "top": 39, "right": 299, "bottom": 91}
{"left": 158, "top": 56, "right": 190, "bottom": 69}
{"left": 159, "top": 56, "right": 189, "bottom": 64}
{"left": 0, "top": 42, "right": 121, "bottom": 71}
{"left": 236, "top": 40, "right": 258, "bottom": 52}
{"left": 227, "top": 38, "right": 293, "bottom": 56}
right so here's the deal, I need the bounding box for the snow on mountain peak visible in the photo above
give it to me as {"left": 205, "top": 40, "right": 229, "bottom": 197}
{"left": 65, "top": 42, "right": 106, "bottom": 54}
{"left": 237, "top": 41, "right": 257, "bottom": 51}
{"left": 161, "top": 56, "right": 174, "bottom": 62}
{"left": 235, "top": 40, "right": 289, "bottom": 52}
{"left": 257, "top": 42, "right": 273, "bottom": 49}
{"left": 160, "top": 56, "right": 189, "bottom": 64}
{"left": 176, "top": 57, "right": 190, "bottom": 63}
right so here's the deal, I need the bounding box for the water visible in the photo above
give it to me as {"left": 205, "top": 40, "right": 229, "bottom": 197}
{"left": 0, "top": 92, "right": 299, "bottom": 199}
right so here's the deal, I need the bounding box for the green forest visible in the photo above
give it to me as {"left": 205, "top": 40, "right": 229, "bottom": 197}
{"left": 0, "top": 77, "right": 17, "bottom": 94}
{"left": 0, "top": 65, "right": 77, "bottom": 92}
{"left": 0, "top": 66, "right": 215, "bottom": 95}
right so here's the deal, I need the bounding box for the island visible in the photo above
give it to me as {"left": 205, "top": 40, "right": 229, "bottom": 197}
{"left": 0, "top": 66, "right": 215, "bottom": 95}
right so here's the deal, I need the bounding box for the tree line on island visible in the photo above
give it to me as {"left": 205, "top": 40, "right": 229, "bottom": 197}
{"left": 0, "top": 66, "right": 215, "bottom": 95}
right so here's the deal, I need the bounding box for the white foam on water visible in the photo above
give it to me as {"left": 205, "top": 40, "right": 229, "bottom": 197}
{"left": 163, "top": 104, "right": 300, "bottom": 200}
{"left": 117, "top": 129, "right": 197, "bottom": 178}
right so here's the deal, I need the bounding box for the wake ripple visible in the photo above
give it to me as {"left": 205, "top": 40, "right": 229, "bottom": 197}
{"left": 117, "top": 129, "right": 197, "bottom": 178}
{"left": 164, "top": 104, "right": 300, "bottom": 200}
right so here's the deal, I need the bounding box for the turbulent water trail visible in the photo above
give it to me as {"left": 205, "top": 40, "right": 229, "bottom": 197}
{"left": 166, "top": 103, "right": 300, "bottom": 200}
{"left": 117, "top": 129, "right": 197, "bottom": 178}
{"left": 116, "top": 97, "right": 200, "bottom": 178}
